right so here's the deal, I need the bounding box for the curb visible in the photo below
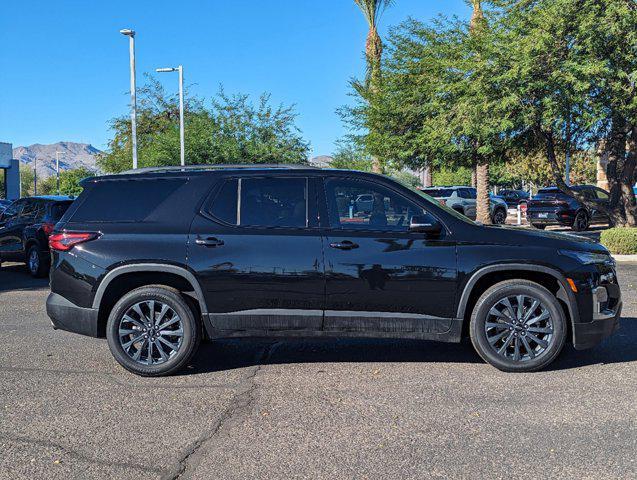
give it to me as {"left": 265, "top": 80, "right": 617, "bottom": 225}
{"left": 613, "top": 255, "right": 637, "bottom": 263}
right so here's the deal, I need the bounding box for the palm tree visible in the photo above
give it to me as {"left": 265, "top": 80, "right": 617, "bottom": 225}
{"left": 470, "top": 0, "right": 491, "bottom": 224}
{"left": 354, "top": 0, "right": 394, "bottom": 173}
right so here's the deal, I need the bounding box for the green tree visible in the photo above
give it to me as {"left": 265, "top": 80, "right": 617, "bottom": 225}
{"left": 492, "top": 0, "right": 637, "bottom": 226}
{"left": 20, "top": 165, "right": 35, "bottom": 197}
{"left": 99, "top": 78, "right": 310, "bottom": 173}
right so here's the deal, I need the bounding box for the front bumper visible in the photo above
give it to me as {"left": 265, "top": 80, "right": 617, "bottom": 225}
{"left": 572, "top": 283, "right": 622, "bottom": 350}
{"left": 46, "top": 292, "right": 100, "bottom": 337}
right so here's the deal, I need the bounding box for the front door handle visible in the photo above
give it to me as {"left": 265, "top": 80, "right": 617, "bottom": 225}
{"left": 329, "top": 240, "right": 359, "bottom": 250}
{"left": 195, "top": 237, "right": 225, "bottom": 247}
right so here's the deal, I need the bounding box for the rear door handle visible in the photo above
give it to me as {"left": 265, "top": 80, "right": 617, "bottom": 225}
{"left": 195, "top": 237, "right": 224, "bottom": 247}
{"left": 329, "top": 240, "right": 359, "bottom": 250}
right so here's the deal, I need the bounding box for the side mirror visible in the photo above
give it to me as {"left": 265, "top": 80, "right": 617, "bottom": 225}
{"left": 409, "top": 216, "right": 442, "bottom": 235}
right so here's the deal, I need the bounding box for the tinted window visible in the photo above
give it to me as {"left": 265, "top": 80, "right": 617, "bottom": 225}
{"left": 20, "top": 200, "right": 39, "bottom": 220}
{"left": 50, "top": 201, "right": 73, "bottom": 221}
{"left": 326, "top": 178, "right": 428, "bottom": 231}
{"left": 71, "top": 179, "right": 187, "bottom": 222}
{"left": 239, "top": 177, "right": 307, "bottom": 228}
{"left": 596, "top": 189, "right": 609, "bottom": 200}
{"left": 536, "top": 189, "right": 568, "bottom": 199}
{"left": 1, "top": 201, "right": 22, "bottom": 221}
{"left": 421, "top": 188, "right": 455, "bottom": 198}
{"left": 210, "top": 179, "right": 238, "bottom": 224}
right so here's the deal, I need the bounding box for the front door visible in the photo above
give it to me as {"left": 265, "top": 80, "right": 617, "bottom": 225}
{"left": 320, "top": 176, "right": 458, "bottom": 338}
{"left": 188, "top": 175, "right": 325, "bottom": 333}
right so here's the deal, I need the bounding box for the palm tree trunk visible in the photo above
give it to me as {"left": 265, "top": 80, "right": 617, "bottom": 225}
{"left": 471, "top": 0, "right": 491, "bottom": 223}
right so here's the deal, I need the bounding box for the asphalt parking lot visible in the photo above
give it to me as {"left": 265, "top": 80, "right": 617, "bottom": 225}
{"left": 0, "top": 262, "right": 636, "bottom": 480}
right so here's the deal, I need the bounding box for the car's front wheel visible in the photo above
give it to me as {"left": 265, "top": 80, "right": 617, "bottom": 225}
{"left": 106, "top": 286, "right": 201, "bottom": 376}
{"left": 492, "top": 208, "right": 507, "bottom": 225}
{"left": 470, "top": 280, "right": 567, "bottom": 372}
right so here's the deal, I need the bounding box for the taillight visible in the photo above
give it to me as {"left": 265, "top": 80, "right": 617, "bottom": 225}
{"left": 49, "top": 232, "right": 99, "bottom": 252}
{"left": 439, "top": 199, "right": 447, "bottom": 206}
{"left": 41, "top": 222, "right": 55, "bottom": 236}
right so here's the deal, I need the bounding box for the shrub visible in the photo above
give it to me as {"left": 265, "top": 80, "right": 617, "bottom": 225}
{"left": 600, "top": 228, "right": 637, "bottom": 255}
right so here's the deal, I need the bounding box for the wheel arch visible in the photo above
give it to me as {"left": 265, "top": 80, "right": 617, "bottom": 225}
{"left": 456, "top": 264, "right": 578, "bottom": 343}
{"left": 92, "top": 264, "right": 208, "bottom": 337}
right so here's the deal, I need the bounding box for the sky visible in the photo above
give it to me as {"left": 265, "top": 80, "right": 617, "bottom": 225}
{"left": 0, "top": 0, "right": 470, "bottom": 158}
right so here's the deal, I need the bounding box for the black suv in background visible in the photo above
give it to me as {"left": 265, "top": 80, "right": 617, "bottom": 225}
{"left": 497, "top": 189, "right": 530, "bottom": 208}
{"left": 527, "top": 185, "right": 610, "bottom": 231}
{"left": 46, "top": 166, "right": 621, "bottom": 376}
{"left": 0, "top": 196, "right": 74, "bottom": 277}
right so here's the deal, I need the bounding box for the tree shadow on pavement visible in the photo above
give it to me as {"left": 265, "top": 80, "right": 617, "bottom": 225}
{"left": 549, "top": 317, "right": 637, "bottom": 371}
{"left": 0, "top": 264, "right": 49, "bottom": 293}
{"left": 185, "top": 317, "right": 637, "bottom": 375}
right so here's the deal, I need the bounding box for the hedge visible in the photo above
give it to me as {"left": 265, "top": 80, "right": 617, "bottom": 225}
{"left": 600, "top": 228, "right": 637, "bottom": 255}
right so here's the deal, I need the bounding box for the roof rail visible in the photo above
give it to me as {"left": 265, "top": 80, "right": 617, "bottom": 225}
{"left": 118, "top": 163, "right": 319, "bottom": 175}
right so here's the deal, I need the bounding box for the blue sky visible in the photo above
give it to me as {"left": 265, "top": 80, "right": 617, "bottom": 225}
{"left": 0, "top": 0, "right": 470, "bottom": 157}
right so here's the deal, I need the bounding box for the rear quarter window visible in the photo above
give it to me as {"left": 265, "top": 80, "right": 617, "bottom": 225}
{"left": 70, "top": 178, "right": 188, "bottom": 223}
{"left": 50, "top": 201, "right": 73, "bottom": 221}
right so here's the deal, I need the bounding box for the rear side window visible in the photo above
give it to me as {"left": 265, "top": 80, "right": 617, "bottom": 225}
{"left": 71, "top": 179, "right": 187, "bottom": 223}
{"left": 421, "top": 188, "right": 455, "bottom": 198}
{"left": 208, "top": 177, "right": 308, "bottom": 228}
{"left": 50, "top": 201, "right": 73, "bottom": 221}
{"left": 210, "top": 179, "right": 238, "bottom": 224}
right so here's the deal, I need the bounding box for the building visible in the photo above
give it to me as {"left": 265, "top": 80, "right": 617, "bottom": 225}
{"left": 1, "top": 142, "right": 20, "bottom": 200}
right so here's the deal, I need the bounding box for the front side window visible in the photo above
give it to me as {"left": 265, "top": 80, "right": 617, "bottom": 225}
{"left": 325, "top": 178, "right": 430, "bottom": 231}
{"left": 209, "top": 177, "right": 308, "bottom": 228}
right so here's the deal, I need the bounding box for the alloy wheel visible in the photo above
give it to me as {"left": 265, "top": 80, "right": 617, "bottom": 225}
{"left": 575, "top": 212, "right": 588, "bottom": 231}
{"left": 484, "top": 294, "right": 554, "bottom": 362}
{"left": 28, "top": 249, "right": 39, "bottom": 274}
{"left": 118, "top": 300, "right": 184, "bottom": 365}
{"left": 493, "top": 209, "right": 507, "bottom": 225}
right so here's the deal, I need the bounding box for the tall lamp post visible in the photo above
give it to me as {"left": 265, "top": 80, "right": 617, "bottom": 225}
{"left": 55, "top": 151, "right": 62, "bottom": 194}
{"left": 156, "top": 66, "right": 185, "bottom": 166}
{"left": 120, "top": 28, "right": 138, "bottom": 169}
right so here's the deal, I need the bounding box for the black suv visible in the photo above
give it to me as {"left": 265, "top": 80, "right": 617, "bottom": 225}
{"left": 0, "top": 196, "right": 74, "bottom": 277}
{"left": 46, "top": 166, "right": 621, "bottom": 376}
{"left": 527, "top": 186, "right": 610, "bottom": 231}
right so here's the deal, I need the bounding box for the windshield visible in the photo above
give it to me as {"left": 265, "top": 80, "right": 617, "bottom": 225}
{"left": 410, "top": 187, "right": 477, "bottom": 225}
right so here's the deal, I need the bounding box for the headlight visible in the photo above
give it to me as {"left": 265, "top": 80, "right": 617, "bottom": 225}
{"left": 558, "top": 249, "right": 615, "bottom": 266}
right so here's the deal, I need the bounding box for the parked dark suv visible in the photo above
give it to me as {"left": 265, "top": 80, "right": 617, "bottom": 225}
{"left": 0, "top": 196, "right": 74, "bottom": 277}
{"left": 527, "top": 185, "right": 610, "bottom": 231}
{"left": 46, "top": 166, "right": 621, "bottom": 376}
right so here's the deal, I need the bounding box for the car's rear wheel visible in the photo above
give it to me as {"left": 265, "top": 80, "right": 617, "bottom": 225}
{"left": 27, "top": 245, "right": 48, "bottom": 278}
{"left": 106, "top": 286, "right": 201, "bottom": 376}
{"left": 572, "top": 211, "right": 589, "bottom": 231}
{"left": 469, "top": 280, "right": 567, "bottom": 372}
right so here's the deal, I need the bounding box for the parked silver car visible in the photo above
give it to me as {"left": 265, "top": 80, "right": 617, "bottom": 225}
{"left": 420, "top": 186, "right": 508, "bottom": 224}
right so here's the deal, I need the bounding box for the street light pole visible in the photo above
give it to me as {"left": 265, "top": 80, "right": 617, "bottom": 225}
{"left": 120, "top": 29, "right": 138, "bottom": 169}
{"left": 55, "top": 151, "right": 62, "bottom": 195}
{"left": 156, "top": 65, "right": 185, "bottom": 166}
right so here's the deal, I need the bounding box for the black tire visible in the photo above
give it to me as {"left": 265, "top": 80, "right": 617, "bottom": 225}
{"left": 106, "top": 285, "right": 201, "bottom": 376}
{"left": 492, "top": 207, "right": 507, "bottom": 225}
{"left": 26, "top": 245, "right": 48, "bottom": 278}
{"left": 530, "top": 223, "right": 546, "bottom": 230}
{"left": 469, "top": 280, "right": 567, "bottom": 372}
{"left": 572, "top": 210, "right": 589, "bottom": 232}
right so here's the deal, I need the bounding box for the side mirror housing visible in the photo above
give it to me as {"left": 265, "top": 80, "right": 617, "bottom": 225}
{"left": 409, "top": 216, "right": 442, "bottom": 235}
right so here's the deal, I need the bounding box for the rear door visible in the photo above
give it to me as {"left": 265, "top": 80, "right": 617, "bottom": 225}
{"left": 320, "top": 175, "right": 458, "bottom": 336}
{"left": 188, "top": 174, "right": 325, "bottom": 333}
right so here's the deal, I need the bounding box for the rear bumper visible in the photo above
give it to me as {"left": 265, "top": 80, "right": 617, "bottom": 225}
{"left": 46, "top": 292, "right": 100, "bottom": 337}
{"left": 527, "top": 211, "right": 574, "bottom": 226}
